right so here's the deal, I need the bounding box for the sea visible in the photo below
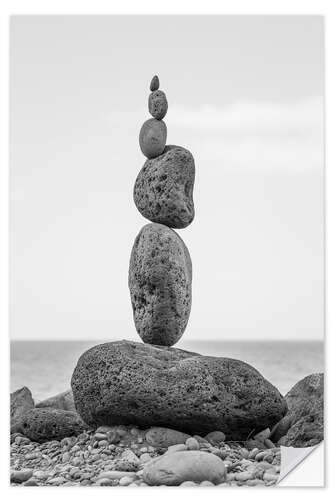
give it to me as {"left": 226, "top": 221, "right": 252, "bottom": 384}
{"left": 10, "top": 340, "right": 324, "bottom": 403}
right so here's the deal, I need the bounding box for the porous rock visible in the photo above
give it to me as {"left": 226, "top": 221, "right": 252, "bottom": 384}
{"left": 11, "top": 386, "right": 34, "bottom": 433}
{"left": 148, "top": 90, "right": 168, "bottom": 120}
{"left": 128, "top": 223, "right": 192, "bottom": 346}
{"left": 71, "top": 340, "right": 287, "bottom": 438}
{"left": 36, "top": 389, "right": 75, "bottom": 411}
{"left": 17, "top": 408, "right": 88, "bottom": 443}
{"left": 139, "top": 118, "right": 167, "bottom": 159}
{"left": 145, "top": 427, "right": 190, "bottom": 448}
{"left": 134, "top": 145, "right": 195, "bottom": 229}
{"left": 142, "top": 450, "right": 226, "bottom": 486}
{"left": 272, "top": 373, "right": 323, "bottom": 447}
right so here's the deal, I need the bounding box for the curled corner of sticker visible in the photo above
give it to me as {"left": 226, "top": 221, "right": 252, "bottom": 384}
{"left": 277, "top": 442, "right": 323, "bottom": 484}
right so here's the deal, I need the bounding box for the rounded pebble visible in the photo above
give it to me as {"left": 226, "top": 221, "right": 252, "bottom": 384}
{"left": 139, "top": 118, "right": 167, "bottom": 159}
{"left": 149, "top": 90, "right": 168, "bottom": 120}
{"left": 150, "top": 75, "right": 159, "bottom": 91}
{"left": 186, "top": 437, "right": 200, "bottom": 450}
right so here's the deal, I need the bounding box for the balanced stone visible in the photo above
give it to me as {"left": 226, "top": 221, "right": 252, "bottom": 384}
{"left": 134, "top": 146, "right": 195, "bottom": 228}
{"left": 271, "top": 373, "right": 323, "bottom": 447}
{"left": 71, "top": 340, "right": 287, "bottom": 438}
{"left": 15, "top": 408, "right": 88, "bottom": 443}
{"left": 150, "top": 75, "right": 159, "bottom": 91}
{"left": 139, "top": 118, "right": 167, "bottom": 159}
{"left": 128, "top": 223, "right": 192, "bottom": 346}
{"left": 148, "top": 90, "right": 168, "bottom": 120}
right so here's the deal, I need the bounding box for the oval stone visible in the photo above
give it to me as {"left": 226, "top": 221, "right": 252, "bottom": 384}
{"left": 150, "top": 75, "right": 159, "bottom": 91}
{"left": 71, "top": 340, "right": 287, "bottom": 438}
{"left": 142, "top": 450, "right": 226, "bottom": 486}
{"left": 139, "top": 118, "right": 167, "bottom": 159}
{"left": 128, "top": 223, "right": 192, "bottom": 346}
{"left": 16, "top": 408, "right": 88, "bottom": 443}
{"left": 148, "top": 90, "right": 168, "bottom": 120}
{"left": 134, "top": 146, "right": 195, "bottom": 229}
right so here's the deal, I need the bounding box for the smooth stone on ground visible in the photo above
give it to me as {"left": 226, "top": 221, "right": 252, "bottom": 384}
{"left": 271, "top": 373, "right": 323, "bottom": 447}
{"left": 142, "top": 450, "right": 226, "bottom": 486}
{"left": 205, "top": 431, "right": 226, "bottom": 445}
{"left": 148, "top": 90, "right": 168, "bottom": 120}
{"left": 11, "top": 469, "right": 33, "bottom": 484}
{"left": 134, "top": 145, "right": 195, "bottom": 229}
{"left": 16, "top": 408, "right": 88, "bottom": 443}
{"left": 139, "top": 118, "right": 167, "bottom": 159}
{"left": 11, "top": 387, "right": 34, "bottom": 433}
{"left": 128, "top": 223, "right": 192, "bottom": 346}
{"left": 150, "top": 75, "right": 159, "bottom": 91}
{"left": 36, "top": 389, "right": 76, "bottom": 412}
{"left": 145, "top": 427, "right": 190, "bottom": 447}
{"left": 71, "top": 340, "right": 286, "bottom": 438}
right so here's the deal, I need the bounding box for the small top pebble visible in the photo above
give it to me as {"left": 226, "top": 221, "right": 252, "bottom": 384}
{"left": 150, "top": 75, "right": 159, "bottom": 91}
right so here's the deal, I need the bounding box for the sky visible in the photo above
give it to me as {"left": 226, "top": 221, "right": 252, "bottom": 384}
{"left": 10, "top": 15, "right": 324, "bottom": 341}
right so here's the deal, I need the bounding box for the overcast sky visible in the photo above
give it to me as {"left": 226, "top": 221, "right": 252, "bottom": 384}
{"left": 10, "top": 15, "right": 324, "bottom": 342}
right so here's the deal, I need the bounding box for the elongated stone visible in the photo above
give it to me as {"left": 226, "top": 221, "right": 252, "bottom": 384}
{"left": 148, "top": 90, "right": 168, "bottom": 120}
{"left": 128, "top": 223, "right": 192, "bottom": 346}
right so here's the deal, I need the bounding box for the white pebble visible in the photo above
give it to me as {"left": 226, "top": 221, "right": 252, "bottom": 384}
{"left": 119, "top": 476, "right": 134, "bottom": 486}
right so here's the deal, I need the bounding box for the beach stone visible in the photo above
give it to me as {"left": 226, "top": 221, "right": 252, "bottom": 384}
{"left": 186, "top": 437, "right": 200, "bottom": 450}
{"left": 129, "top": 223, "right": 192, "bottom": 346}
{"left": 166, "top": 444, "right": 187, "bottom": 454}
{"left": 150, "top": 75, "right": 159, "bottom": 92}
{"left": 205, "top": 431, "right": 226, "bottom": 445}
{"left": 142, "top": 450, "right": 226, "bottom": 486}
{"left": 145, "top": 427, "right": 190, "bottom": 447}
{"left": 36, "top": 389, "right": 75, "bottom": 412}
{"left": 71, "top": 340, "right": 287, "bottom": 438}
{"left": 11, "top": 387, "right": 34, "bottom": 433}
{"left": 17, "top": 408, "right": 88, "bottom": 443}
{"left": 149, "top": 90, "right": 168, "bottom": 120}
{"left": 272, "top": 373, "right": 323, "bottom": 447}
{"left": 134, "top": 145, "right": 195, "bottom": 229}
{"left": 11, "top": 469, "right": 33, "bottom": 483}
{"left": 139, "top": 118, "right": 167, "bottom": 159}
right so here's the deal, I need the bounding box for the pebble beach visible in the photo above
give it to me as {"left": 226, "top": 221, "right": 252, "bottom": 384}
{"left": 10, "top": 425, "right": 281, "bottom": 487}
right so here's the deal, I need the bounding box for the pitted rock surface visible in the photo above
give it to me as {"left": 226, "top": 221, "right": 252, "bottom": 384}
{"left": 11, "top": 386, "right": 35, "bottom": 433}
{"left": 134, "top": 145, "right": 195, "bottom": 229}
{"left": 272, "top": 373, "right": 323, "bottom": 447}
{"left": 17, "top": 408, "right": 88, "bottom": 442}
{"left": 71, "top": 340, "right": 287, "bottom": 438}
{"left": 139, "top": 118, "right": 167, "bottom": 159}
{"left": 148, "top": 90, "right": 168, "bottom": 120}
{"left": 128, "top": 223, "right": 192, "bottom": 346}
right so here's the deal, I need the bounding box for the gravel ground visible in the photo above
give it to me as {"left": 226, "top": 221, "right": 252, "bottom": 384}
{"left": 10, "top": 426, "right": 281, "bottom": 487}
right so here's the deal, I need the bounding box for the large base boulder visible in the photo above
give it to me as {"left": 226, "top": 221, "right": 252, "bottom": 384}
{"left": 71, "top": 340, "right": 286, "bottom": 439}
{"left": 271, "top": 373, "right": 323, "bottom": 447}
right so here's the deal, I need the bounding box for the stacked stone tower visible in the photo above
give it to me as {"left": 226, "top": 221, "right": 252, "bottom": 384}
{"left": 129, "top": 75, "right": 195, "bottom": 346}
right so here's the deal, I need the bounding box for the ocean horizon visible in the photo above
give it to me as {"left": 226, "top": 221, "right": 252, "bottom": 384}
{"left": 10, "top": 339, "right": 324, "bottom": 402}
